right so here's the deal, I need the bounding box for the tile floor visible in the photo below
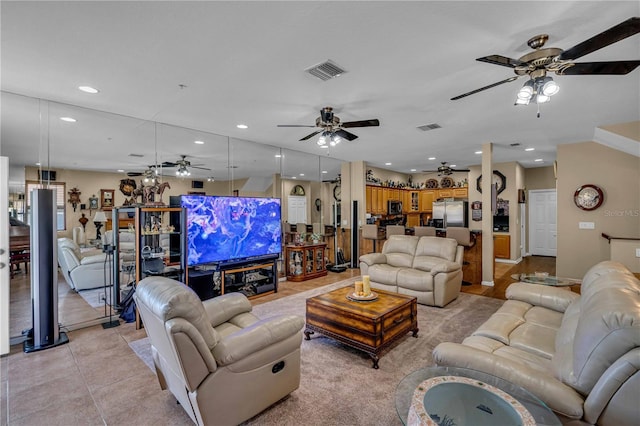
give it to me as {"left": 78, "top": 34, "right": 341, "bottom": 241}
{"left": 1, "top": 257, "right": 555, "bottom": 425}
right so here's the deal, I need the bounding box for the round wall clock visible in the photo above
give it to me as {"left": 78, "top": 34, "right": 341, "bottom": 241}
{"left": 333, "top": 185, "right": 341, "bottom": 202}
{"left": 476, "top": 170, "right": 506, "bottom": 195}
{"left": 574, "top": 184, "right": 603, "bottom": 211}
{"left": 291, "top": 184, "right": 305, "bottom": 196}
{"left": 315, "top": 198, "right": 322, "bottom": 211}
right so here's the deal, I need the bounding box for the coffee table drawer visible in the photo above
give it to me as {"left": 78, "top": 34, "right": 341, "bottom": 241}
{"left": 381, "top": 304, "right": 415, "bottom": 343}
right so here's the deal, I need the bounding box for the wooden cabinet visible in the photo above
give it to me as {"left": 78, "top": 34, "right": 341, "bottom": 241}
{"left": 420, "top": 190, "right": 436, "bottom": 212}
{"left": 494, "top": 234, "right": 511, "bottom": 259}
{"left": 452, "top": 187, "right": 468, "bottom": 198}
{"left": 286, "top": 243, "right": 327, "bottom": 281}
{"left": 437, "top": 188, "right": 453, "bottom": 198}
{"left": 366, "top": 186, "right": 372, "bottom": 213}
{"left": 221, "top": 261, "right": 277, "bottom": 298}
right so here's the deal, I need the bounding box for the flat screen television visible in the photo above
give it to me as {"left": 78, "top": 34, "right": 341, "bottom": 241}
{"left": 181, "top": 195, "right": 282, "bottom": 266}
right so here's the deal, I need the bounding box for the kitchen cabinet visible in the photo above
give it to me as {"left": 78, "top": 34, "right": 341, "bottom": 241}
{"left": 494, "top": 234, "right": 511, "bottom": 259}
{"left": 366, "top": 186, "right": 372, "bottom": 213}
{"left": 420, "top": 190, "right": 436, "bottom": 212}
{"left": 452, "top": 187, "right": 468, "bottom": 198}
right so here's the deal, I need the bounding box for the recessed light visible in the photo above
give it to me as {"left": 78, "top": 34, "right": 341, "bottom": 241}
{"left": 299, "top": 173, "right": 305, "bottom": 176}
{"left": 236, "top": 124, "right": 248, "bottom": 129}
{"left": 534, "top": 158, "right": 544, "bottom": 162}
{"left": 117, "top": 169, "right": 124, "bottom": 173}
{"left": 410, "top": 169, "right": 417, "bottom": 172}
{"left": 292, "top": 176, "right": 297, "bottom": 179}
{"left": 475, "top": 151, "right": 482, "bottom": 155}
{"left": 194, "top": 140, "right": 204, "bottom": 145}
{"left": 35, "top": 162, "right": 41, "bottom": 166}
{"left": 78, "top": 86, "right": 99, "bottom": 94}
{"left": 320, "top": 145, "right": 328, "bottom": 149}
{"left": 385, "top": 162, "right": 392, "bottom": 166}
{"left": 322, "top": 170, "right": 328, "bottom": 174}
{"left": 450, "top": 164, "right": 457, "bottom": 168}
{"left": 428, "top": 157, "right": 436, "bottom": 161}
{"left": 525, "top": 148, "right": 535, "bottom": 152}
{"left": 274, "top": 154, "right": 282, "bottom": 158}
{"left": 60, "top": 117, "right": 76, "bottom": 122}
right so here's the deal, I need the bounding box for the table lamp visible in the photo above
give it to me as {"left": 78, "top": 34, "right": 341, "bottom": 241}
{"left": 93, "top": 210, "right": 107, "bottom": 241}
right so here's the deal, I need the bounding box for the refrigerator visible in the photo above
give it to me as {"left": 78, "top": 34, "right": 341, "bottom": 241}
{"left": 432, "top": 201, "right": 468, "bottom": 229}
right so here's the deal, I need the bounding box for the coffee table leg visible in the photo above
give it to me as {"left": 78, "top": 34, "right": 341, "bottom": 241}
{"left": 369, "top": 353, "right": 380, "bottom": 369}
{"left": 412, "top": 327, "right": 419, "bottom": 338}
{"left": 304, "top": 330, "right": 314, "bottom": 340}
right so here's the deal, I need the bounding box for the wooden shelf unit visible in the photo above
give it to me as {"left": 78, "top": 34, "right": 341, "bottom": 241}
{"left": 286, "top": 243, "right": 327, "bottom": 281}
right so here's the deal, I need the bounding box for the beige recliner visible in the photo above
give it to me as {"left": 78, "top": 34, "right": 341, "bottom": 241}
{"left": 134, "top": 276, "right": 305, "bottom": 426}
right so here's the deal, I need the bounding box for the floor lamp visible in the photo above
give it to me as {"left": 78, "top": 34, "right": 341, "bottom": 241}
{"left": 93, "top": 211, "right": 107, "bottom": 243}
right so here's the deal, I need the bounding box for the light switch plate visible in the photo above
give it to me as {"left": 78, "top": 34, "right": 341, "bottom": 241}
{"left": 579, "top": 222, "right": 595, "bottom": 229}
{"left": 636, "top": 248, "right": 640, "bottom": 258}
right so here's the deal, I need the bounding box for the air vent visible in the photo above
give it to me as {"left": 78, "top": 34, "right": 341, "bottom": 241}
{"left": 510, "top": 143, "right": 521, "bottom": 147}
{"left": 305, "top": 60, "right": 347, "bottom": 81}
{"left": 128, "top": 153, "right": 144, "bottom": 158}
{"left": 417, "top": 123, "right": 442, "bottom": 131}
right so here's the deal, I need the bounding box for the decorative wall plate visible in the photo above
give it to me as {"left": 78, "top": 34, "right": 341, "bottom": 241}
{"left": 425, "top": 179, "right": 438, "bottom": 189}
{"left": 291, "top": 184, "right": 305, "bottom": 196}
{"left": 440, "top": 177, "right": 454, "bottom": 188}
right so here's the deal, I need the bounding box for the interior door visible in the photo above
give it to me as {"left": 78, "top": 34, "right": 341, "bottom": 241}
{"left": 287, "top": 196, "right": 307, "bottom": 225}
{"left": 1, "top": 157, "right": 10, "bottom": 354}
{"left": 528, "top": 189, "right": 557, "bottom": 257}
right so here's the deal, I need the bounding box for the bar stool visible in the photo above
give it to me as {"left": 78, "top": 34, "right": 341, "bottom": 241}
{"left": 386, "top": 225, "right": 405, "bottom": 238}
{"left": 414, "top": 226, "right": 436, "bottom": 237}
{"left": 446, "top": 227, "right": 475, "bottom": 286}
{"left": 362, "top": 224, "right": 383, "bottom": 253}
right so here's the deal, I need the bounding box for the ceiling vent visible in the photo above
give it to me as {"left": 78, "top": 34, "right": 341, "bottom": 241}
{"left": 510, "top": 143, "right": 521, "bottom": 147}
{"left": 417, "top": 123, "right": 442, "bottom": 131}
{"left": 128, "top": 153, "right": 144, "bottom": 158}
{"left": 305, "top": 60, "right": 347, "bottom": 81}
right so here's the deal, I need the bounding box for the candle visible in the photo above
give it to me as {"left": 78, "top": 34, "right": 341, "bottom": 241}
{"left": 355, "top": 281, "right": 363, "bottom": 295}
{"left": 362, "top": 275, "right": 371, "bottom": 296}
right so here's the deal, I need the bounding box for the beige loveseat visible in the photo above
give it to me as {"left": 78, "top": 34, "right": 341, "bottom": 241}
{"left": 359, "top": 235, "right": 463, "bottom": 307}
{"left": 433, "top": 261, "right": 640, "bottom": 424}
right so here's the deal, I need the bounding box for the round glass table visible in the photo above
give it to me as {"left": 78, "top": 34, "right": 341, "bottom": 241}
{"left": 511, "top": 273, "right": 581, "bottom": 287}
{"left": 395, "top": 366, "right": 561, "bottom": 426}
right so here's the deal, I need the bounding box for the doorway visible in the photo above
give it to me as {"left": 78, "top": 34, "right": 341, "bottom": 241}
{"left": 528, "top": 189, "right": 557, "bottom": 257}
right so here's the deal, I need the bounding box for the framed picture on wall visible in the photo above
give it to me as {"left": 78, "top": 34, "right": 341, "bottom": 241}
{"left": 88, "top": 195, "right": 99, "bottom": 211}
{"left": 100, "top": 189, "right": 115, "bottom": 210}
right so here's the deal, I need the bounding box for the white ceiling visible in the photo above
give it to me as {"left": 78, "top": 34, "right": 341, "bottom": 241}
{"left": 1, "top": 1, "right": 639, "bottom": 186}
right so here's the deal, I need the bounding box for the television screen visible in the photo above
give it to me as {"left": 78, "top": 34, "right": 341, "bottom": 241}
{"left": 181, "top": 195, "right": 282, "bottom": 266}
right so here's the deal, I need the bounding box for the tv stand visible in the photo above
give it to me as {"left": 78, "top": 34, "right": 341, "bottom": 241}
{"left": 220, "top": 258, "right": 278, "bottom": 299}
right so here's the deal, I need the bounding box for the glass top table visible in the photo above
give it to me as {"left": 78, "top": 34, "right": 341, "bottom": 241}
{"left": 395, "top": 366, "right": 561, "bottom": 426}
{"left": 511, "top": 273, "right": 581, "bottom": 286}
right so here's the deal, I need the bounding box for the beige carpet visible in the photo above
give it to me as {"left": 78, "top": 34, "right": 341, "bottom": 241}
{"left": 129, "top": 278, "right": 504, "bottom": 425}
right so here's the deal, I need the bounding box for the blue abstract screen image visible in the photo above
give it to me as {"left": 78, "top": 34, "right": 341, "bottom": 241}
{"left": 181, "top": 195, "right": 282, "bottom": 266}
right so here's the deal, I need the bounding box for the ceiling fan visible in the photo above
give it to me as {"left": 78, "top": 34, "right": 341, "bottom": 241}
{"left": 160, "top": 155, "right": 211, "bottom": 176}
{"left": 126, "top": 166, "right": 158, "bottom": 178}
{"left": 422, "top": 162, "right": 470, "bottom": 176}
{"left": 451, "top": 17, "right": 640, "bottom": 101}
{"left": 277, "top": 106, "right": 380, "bottom": 145}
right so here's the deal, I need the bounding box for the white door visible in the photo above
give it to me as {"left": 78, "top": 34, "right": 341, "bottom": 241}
{"left": 287, "top": 196, "right": 307, "bottom": 224}
{"left": 529, "top": 189, "right": 557, "bottom": 256}
{"left": 1, "top": 157, "right": 10, "bottom": 354}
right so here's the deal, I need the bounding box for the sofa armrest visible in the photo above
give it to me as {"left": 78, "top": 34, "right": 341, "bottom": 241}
{"left": 506, "top": 282, "right": 579, "bottom": 313}
{"left": 79, "top": 253, "right": 107, "bottom": 265}
{"left": 359, "top": 253, "right": 387, "bottom": 267}
{"left": 203, "top": 292, "right": 253, "bottom": 327}
{"left": 433, "top": 342, "right": 585, "bottom": 419}
{"left": 430, "top": 260, "right": 461, "bottom": 276}
{"left": 212, "top": 314, "right": 304, "bottom": 365}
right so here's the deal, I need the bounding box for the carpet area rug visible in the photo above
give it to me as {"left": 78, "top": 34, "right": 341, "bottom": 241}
{"left": 129, "top": 278, "right": 504, "bottom": 425}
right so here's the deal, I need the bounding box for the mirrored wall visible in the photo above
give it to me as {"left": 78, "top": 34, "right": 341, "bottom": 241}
{"left": 2, "top": 91, "right": 345, "bottom": 336}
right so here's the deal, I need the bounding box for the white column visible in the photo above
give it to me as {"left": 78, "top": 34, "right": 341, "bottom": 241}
{"left": 0, "top": 157, "right": 10, "bottom": 354}
{"left": 481, "top": 143, "right": 494, "bottom": 286}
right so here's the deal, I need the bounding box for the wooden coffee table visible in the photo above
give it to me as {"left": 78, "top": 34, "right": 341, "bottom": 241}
{"left": 304, "top": 286, "right": 418, "bottom": 369}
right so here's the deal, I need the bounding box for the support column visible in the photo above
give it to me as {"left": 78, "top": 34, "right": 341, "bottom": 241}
{"left": 481, "top": 143, "right": 494, "bottom": 286}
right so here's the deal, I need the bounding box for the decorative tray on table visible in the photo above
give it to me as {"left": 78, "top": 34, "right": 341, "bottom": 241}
{"left": 346, "top": 291, "right": 378, "bottom": 302}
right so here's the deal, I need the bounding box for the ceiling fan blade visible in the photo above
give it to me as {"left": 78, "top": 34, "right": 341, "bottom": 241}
{"left": 299, "top": 130, "right": 322, "bottom": 141}
{"left": 334, "top": 129, "right": 358, "bottom": 141}
{"left": 277, "top": 124, "right": 316, "bottom": 128}
{"left": 126, "top": 172, "right": 143, "bottom": 177}
{"left": 192, "top": 165, "right": 212, "bottom": 171}
{"left": 451, "top": 76, "right": 519, "bottom": 100}
{"left": 558, "top": 17, "right": 640, "bottom": 61}
{"left": 161, "top": 161, "right": 177, "bottom": 168}
{"left": 341, "top": 119, "right": 380, "bottom": 128}
{"left": 558, "top": 60, "right": 640, "bottom": 75}
{"left": 476, "top": 55, "right": 527, "bottom": 68}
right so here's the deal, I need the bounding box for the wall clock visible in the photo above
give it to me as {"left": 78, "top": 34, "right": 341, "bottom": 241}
{"left": 574, "top": 184, "right": 604, "bottom": 211}
{"left": 291, "top": 184, "right": 305, "bottom": 196}
{"left": 100, "top": 189, "right": 115, "bottom": 211}
{"left": 476, "top": 170, "right": 506, "bottom": 195}
{"left": 315, "top": 198, "right": 322, "bottom": 211}
{"left": 333, "top": 185, "right": 341, "bottom": 202}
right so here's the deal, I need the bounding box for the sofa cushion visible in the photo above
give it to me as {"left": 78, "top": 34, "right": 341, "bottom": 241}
{"left": 396, "top": 268, "right": 433, "bottom": 292}
{"left": 412, "top": 255, "right": 452, "bottom": 273}
{"left": 368, "top": 264, "right": 401, "bottom": 286}
{"left": 413, "top": 236, "right": 457, "bottom": 264}
{"left": 382, "top": 235, "right": 419, "bottom": 268}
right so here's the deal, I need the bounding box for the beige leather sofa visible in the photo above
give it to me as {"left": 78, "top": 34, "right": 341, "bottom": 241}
{"left": 359, "top": 235, "right": 463, "bottom": 307}
{"left": 433, "top": 261, "right": 640, "bottom": 424}
{"left": 57, "top": 237, "right": 108, "bottom": 290}
{"left": 135, "top": 276, "right": 305, "bottom": 426}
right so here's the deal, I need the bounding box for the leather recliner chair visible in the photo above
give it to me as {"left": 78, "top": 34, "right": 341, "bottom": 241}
{"left": 57, "top": 237, "right": 108, "bottom": 291}
{"left": 134, "top": 276, "right": 305, "bottom": 426}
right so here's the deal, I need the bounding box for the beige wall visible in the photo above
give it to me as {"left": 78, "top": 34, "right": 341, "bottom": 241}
{"left": 557, "top": 142, "right": 640, "bottom": 277}
{"left": 600, "top": 121, "right": 640, "bottom": 142}
{"left": 525, "top": 166, "right": 556, "bottom": 191}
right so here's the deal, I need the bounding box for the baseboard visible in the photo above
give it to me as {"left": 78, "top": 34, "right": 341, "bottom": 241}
{"left": 495, "top": 257, "right": 522, "bottom": 265}
{"left": 481, "top": 280, "right": 495, "bottom": 287}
